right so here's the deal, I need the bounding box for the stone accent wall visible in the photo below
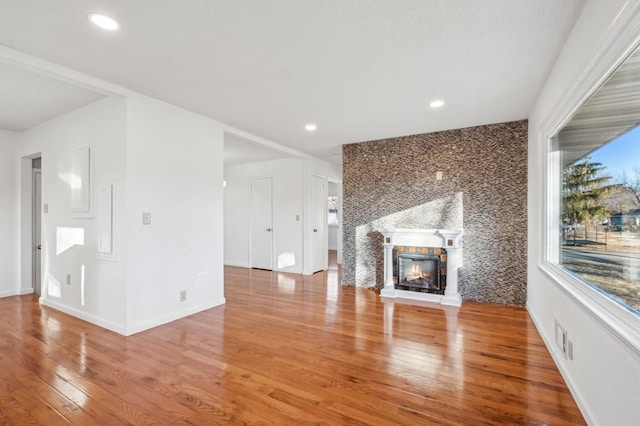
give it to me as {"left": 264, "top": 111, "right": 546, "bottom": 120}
{"left": 342, "top": 120, "right": 528, "bottom": 306}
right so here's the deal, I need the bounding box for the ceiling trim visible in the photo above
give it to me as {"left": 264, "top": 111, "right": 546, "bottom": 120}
{"left": 1, "top": 43, "right": 306, "bottom": 157}
{"left": 0, "top": 43, "right": 128, "bottom": 98}
{"left": 222, "top": 126, "right": 312, "bottom": 160}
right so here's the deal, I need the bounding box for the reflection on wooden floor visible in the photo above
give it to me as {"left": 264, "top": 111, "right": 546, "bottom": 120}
{"left": 0, "top": 255, "right": 584, "bottom": 424}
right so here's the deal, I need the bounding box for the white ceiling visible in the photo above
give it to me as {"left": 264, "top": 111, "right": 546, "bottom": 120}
{"left": 0, "top": 0, "right": 585, "bottom": 163}
{"left": 0, "top": 61, "right": 105, "bottom": 131}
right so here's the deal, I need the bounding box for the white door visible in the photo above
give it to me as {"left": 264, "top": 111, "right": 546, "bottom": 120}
{"left": 311, "top": 175, "right": 326, "bottom": 273}
{"left": 251, "top": 177, "right": 274, "bottom": 270}
{"left": 33, "top": 169, "right": 42, "bottom": 295}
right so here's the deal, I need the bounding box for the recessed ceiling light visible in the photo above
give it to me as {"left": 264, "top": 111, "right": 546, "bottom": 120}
{"left": 429, "top": 100, "right": 445, "bottom": 108}
{"left": 305, "top": 123, "right": 317, "bottom": 132}
{"left": 88, "top": 13, "right": 120, "bottom": 31}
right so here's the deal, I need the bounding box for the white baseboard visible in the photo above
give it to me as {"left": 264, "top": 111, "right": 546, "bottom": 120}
{"left": 0, "top": 287, "right": 34, "bottom": 298}
{"left": 226, "top": 262, "right": 303, "bottom": 275}
{"left": 527, "top": 304, "right": 594, "bottom": 426}
{"left": 40, "top": 297, "right": 226, "bottom": 336}
{"left": 40, "top": 298, "right": 127, "bottom": 335}
{"left": 224, "top": 261, "right": 249, "bottom": 268}
{"left": 274, "top": 267, "right": 303, "bottom": 274}
{"left": 124, "top": 298, "right": 226, "bottom": 336}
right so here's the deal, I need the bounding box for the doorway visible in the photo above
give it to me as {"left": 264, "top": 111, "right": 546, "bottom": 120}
{"left": 250, "top": 177, "right": 274, "bottom": 270}
{"left": 327, "top": 179, "right": 342, "bottom": 266}
{"left": 24, "top": 156, "right": 43, "bottom": 296}
{"left": 33, "top": 163, "right": 42, "bottom": 294}
{"left": 310, "top": 175, "right": 327, "bottom": 273}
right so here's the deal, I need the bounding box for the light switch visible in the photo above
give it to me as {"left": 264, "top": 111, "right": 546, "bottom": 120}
{"left": 142, "top": 212, "right": 151, "bottom": 225}
{"left": 43, "top": 203, "right": 49, "bottom": 213}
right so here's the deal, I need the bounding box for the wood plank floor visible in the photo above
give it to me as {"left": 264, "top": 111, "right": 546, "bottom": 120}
{"left": 0, "top": 257, "right": 585, "bottom": 425}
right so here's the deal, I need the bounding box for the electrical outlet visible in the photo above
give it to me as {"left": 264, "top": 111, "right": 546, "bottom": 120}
{"left": 66, "top": 273, "right": 71, "bottom": 285}
{"left": 180, "top": 290, "right": 187, "bottom": 302}
{"left": 568, "top": 341, "right": 574, "bottom": 360}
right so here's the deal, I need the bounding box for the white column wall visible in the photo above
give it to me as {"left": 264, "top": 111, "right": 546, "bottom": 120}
{"left": 125, "top": 95, "right": 225, "bottom": 334}
{"left": 0, "top": 130, "right": 21, "bottom": 297}
{"left": 528, "top": 1, "right": 640, "bottom": 424}
{"left": 8, "top": 93, "right": 226, "bottom": 336}
{"left": 19, "top": 97, "right": 129, "bottom": 332}
{"left": 328, "top": 226, "right": 338, "bottom": 250}
{"left": 223, "top": 164, "right": 251, "bottom": 267}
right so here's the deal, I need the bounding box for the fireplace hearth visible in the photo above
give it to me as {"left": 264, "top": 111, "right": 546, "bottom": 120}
{"left": 379, "top": 228, "right": 462, "bottom": 306}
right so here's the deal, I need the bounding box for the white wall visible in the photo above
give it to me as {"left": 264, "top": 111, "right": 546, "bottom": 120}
{"left": 224, "top": 157, "right": 305, "bottom": 273}
{"left": 0, "top": 130, "right": 21, "bottom": 297}
{"left": 224, "top": 157, "right": 342, "bottom": 274}
{"left": 19, "top": 97, "right": 129, "bottom": 332}
{"left": 8, "top": 93, "right": 226, "bottom": 336}
{"left": 308, "top": 158, "right": 342, "bottom": 182}
{"left": 528, "top": 1, "right": 640, "bottom": 424}
{"left": 125, "top": 95, "right": 225, "bottom": 333}
{"left": 223, "top": 164, "right": 251, "bottom": 267}
{"left": 328, "top": 226, "right": 338, "bottom": 250}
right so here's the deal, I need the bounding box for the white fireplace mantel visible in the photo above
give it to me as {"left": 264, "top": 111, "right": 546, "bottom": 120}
{"left": 379, "top": 228, "right": 463, "bottom": 306}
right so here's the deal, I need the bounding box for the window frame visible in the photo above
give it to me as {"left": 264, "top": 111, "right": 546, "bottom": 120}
{"left": 538, "top": 7, "right": 640, "bottom": 354}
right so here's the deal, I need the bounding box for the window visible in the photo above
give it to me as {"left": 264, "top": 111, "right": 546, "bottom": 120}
{"left": 553, "top": 45, "right": 640, "bottom": 316}
{"left": 328, "top": 196, "right": 338, "bottom": 225}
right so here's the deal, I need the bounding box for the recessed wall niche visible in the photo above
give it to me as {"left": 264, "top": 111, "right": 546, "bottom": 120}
{"left": 71, "top": 146, "right": 93, "bottom": 218}
{"left": 96, "top": 178, "right": 116, "bottom": 261}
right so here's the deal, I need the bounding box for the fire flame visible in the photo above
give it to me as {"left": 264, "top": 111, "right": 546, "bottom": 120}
{"left": 406, "top": 264, "right": 431, "bottom": 281}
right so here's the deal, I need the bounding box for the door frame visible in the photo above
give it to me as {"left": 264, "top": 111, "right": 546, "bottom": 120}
{"left": 327, "top": 177, "right": 343, "bottom": 265}
{"left": 19, "top": 153, "right": 42, "bottom": 296}
{"left": 32, "top": 167, "right": 42, "bottom": 295}
{"left": 310, "top": 174, "right": 328, "bottom": 273}
{"left": 249, "top": 176, "right": 275, "bottom": 270}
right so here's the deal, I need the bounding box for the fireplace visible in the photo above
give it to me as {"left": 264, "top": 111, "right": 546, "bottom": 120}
{"left": 393, "top": 246, "right": 446, "bottom": 294}
{"left": 379, "top": 228, "right": 462, "bottom": 306}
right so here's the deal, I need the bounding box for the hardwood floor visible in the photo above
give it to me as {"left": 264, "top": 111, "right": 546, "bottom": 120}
{"left": 0, "top": 257, "right": 584, "bottom": 425}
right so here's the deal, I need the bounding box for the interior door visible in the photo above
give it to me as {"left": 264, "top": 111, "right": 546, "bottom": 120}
{"left": 33, "top": 168, "right": 42, "bottom": 295}
{"left": 251, "top": 177, "right": 274, "bottom": 270}
{"left": 311, "top": 175, "right": 326, "bottom": 273}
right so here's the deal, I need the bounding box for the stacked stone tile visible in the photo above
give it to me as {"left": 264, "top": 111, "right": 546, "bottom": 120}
{"left": 342, "top": 120, "right": 528, "bottom": 306}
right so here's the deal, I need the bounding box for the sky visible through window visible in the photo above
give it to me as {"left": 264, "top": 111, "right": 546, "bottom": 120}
{"left": 590, "top": 124, "right": 640, "bottom": 178}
